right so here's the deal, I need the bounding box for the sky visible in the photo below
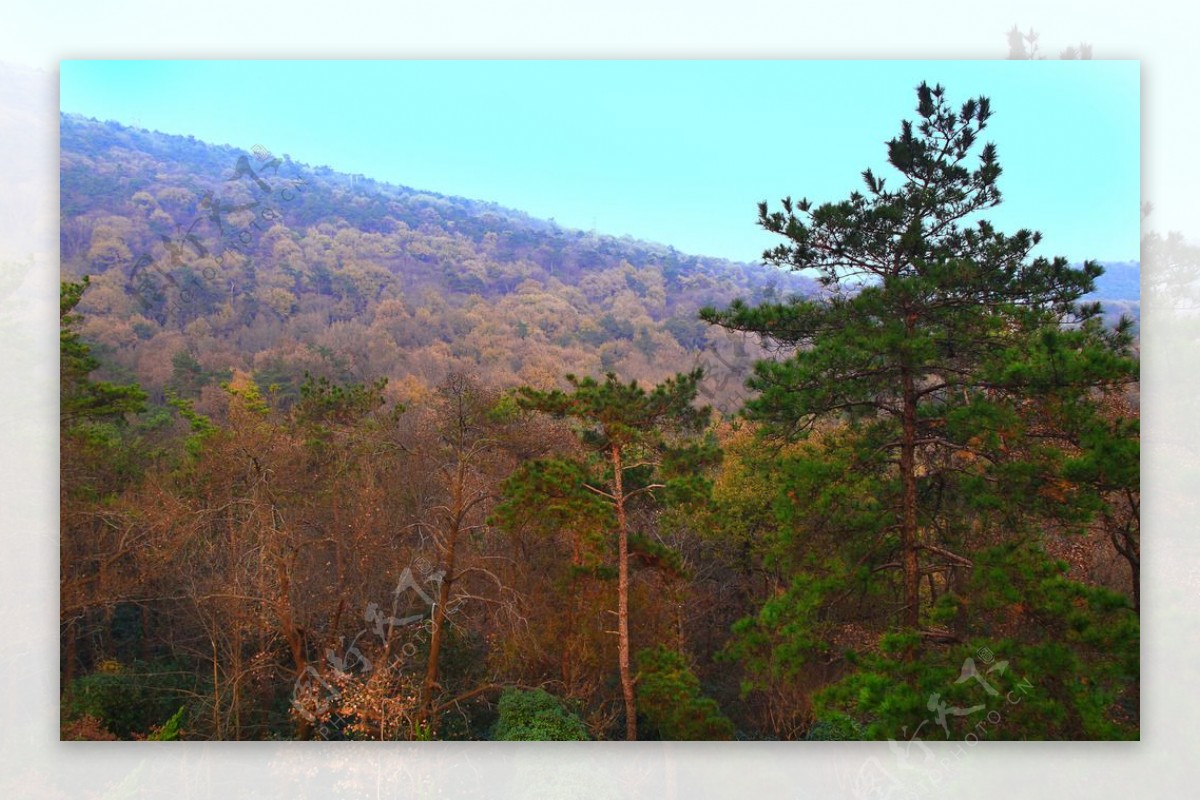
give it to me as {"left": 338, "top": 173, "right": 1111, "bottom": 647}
{"left": 60, "top": 59, "right": 1140, "bottom": 265}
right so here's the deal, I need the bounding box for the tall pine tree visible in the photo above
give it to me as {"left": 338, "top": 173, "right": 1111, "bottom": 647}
{"left": 701, "top": 82, "right": 1136, "bottom": 635}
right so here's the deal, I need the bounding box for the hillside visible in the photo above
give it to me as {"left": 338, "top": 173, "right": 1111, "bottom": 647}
{"left": 60, "top": 113, "right": 1139, "bottom": 416}
{"left": 60, "top": 113, "right": 821, "bottom": 415}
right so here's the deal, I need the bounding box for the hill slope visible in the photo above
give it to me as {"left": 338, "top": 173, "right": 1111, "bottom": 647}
{"left": 60, "top": 113, "right": 822, "bottom": 413}
{"left": 60, "top": 113, "right": 1138, "bottom": 414}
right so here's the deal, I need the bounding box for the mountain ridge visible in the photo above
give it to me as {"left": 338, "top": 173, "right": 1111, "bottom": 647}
{"left": 60, "top": 112, "right": 815, "bottom": 414}
{"left": 60, "top": 111, "right": 1143, "bottom": 293}
{"left": 59, "top": 112, "right": 1138, "bottom": 418}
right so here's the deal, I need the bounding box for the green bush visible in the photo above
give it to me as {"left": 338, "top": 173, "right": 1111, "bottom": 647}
{"left": 61, "top": 661, "right": 191, "bottom": 739}
{"left": 635, "top": 647, "right": 734, "bottom": 740}
{"left": 491, "top": 689, "right": 589, "bottom": 741}
{"left": 803, "top": 712, "right": 865, "bottom": 740}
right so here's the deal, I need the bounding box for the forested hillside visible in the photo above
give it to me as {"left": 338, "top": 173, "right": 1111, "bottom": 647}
{"left": 60, "top": 86, "right": 1139, "bottom": 744}
{"left": 60, "top": 112, "right": 821, "bottom": 417}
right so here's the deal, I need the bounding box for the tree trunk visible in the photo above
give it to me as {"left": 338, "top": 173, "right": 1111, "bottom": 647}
{"left": 900, "top": 358, "right": 921, "bottom": 632}
{"left": 64, "top": 617, "right": 77, "bottom": 687}
{"left": 563, "top": 533, "right": 581, "bottom": 690}
{"left": 611, "top": 443, "right": 637, "bottom": 741}
{"left": 275, "top": 559, "right": 312, "bottom": 739}
{"left": 421, "top": 565, "right": 452, "bottom": 735}
{"left": 421, "top": 460, "right": 463, "bottom": 735}
{"left": 1109, "top": 508, "right": 1139, "bottom": 613}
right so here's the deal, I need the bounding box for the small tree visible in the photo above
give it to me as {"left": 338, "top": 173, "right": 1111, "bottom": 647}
{"left": 635, "top": 646, "right": 734, "bottom": 740}
{"left": 411, "top": 374, "right": 509, "bottom": 735}
{"left": 512, "top": 370, "right": 714, "bottom": 739}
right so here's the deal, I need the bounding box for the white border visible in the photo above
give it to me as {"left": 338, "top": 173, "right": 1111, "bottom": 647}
{"left": 1, "top": 1, "right": 1194, "bottom": 797}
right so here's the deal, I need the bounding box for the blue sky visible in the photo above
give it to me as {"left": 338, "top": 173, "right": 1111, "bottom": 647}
{"left": 60, "top": 60, "right": 1140, "bottom": 263}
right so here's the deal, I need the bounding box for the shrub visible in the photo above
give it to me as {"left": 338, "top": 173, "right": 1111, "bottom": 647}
{"left": 635, "top": 647, "right": 734, "bottom": 740}
{"left": 61, "top": 660, "right": 191, "bottom": 739}
{"left": 491, "top": 689, "right": 589, "bottom": 741}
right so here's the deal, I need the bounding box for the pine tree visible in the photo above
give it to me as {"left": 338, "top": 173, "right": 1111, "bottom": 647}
{"left": 61, "top": 277, "right": 147, "bottom": 431}
{"left": 701, "top": 82, "right": 1136, "bottom": 635}
{"left": 510, "top": 370, "right": 715, "bottom": 739}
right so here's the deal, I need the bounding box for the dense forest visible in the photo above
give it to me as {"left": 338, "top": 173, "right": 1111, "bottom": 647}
{"left": 59, "top": 110, "right": 832, "bottom": 417}
{"left": 60, "top": 83, "right": 1139, "bottom": 742}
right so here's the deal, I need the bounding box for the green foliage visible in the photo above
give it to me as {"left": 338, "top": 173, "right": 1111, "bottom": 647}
{"left": 512, "top": 371, "right": 720, "bottom": 521}
{"left": 55, "top": 93, "right": 1139, "bottom": 743}
{"left": 627, "top": 534, "right": 688, "bottom": 579}
{"left": 168, "top": 349, "right": 230, "bottom": 399}
{"left": 635, "top": 647, "right": 734, "bottom": 740}
{"left": 61, "top": 277, "right": 151, "bottom": 497}
{"left": 296, "top": 373, "right": 390, "bottom": 423}
{"left": 221, "top": 375, "right": 272, "bottom": 415}
{"left": 516, "top": 370, "right": 711, "bottom": 452}
{"left": 701, "top": 81, "right": 1136, "bottom": 637}
{"left": 512, "top": 370, "right": 720, "bottom": 740}
{"left": 250, "top": 357, "right": 307, "bottom": 410}
{"left": 146, "top": 706, "right": 187, "bottom": 741}
{"left": 722, "top": 571, "right": 841, "bottom": 690}
{"left": 491, "top": 458, "right": 613, "bottom": 540}
{"left": 61, "top": 277, "right": 147, "bottom": 430}
{"left": 491, "top": 689, "right": 590, "bottom": 741}
{"left": 692, "top": 81, "right": 1139, "bottom": 743}
{"left": 716, "top": 428, "right": 901, "bottom": 691}
{"left": 486, "top": 392, "right": 523, "bottom": 424}
{"left": 293, "top": 372, "right": 398, "bottom": 445}
{"left": 803, "top": 712, "right": 866, "bottom": 741}
{"left": 702, "top": 82, "right": 1132, "bottom": 443}
{"left": 812, "top": 541, "right": 1138, "bottom": 740}
{"left": 165, "top": 392, "right": 217, "bottom": 458}
{"left": 61, "top": 661, "right": 193, "bottom": 740}
{"left": 500, "top": 371, "right": 720, "bottom": 561}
